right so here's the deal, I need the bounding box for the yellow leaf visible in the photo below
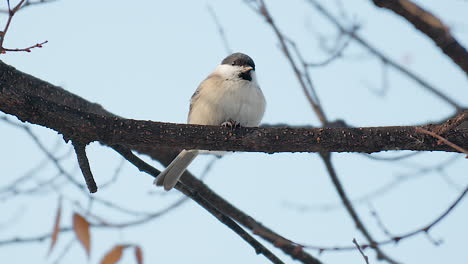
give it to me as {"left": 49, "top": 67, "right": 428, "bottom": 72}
{"left": 47, "top": 198, "right": 62, "bottom": 256}
{"left": 73, "top": 212, "right": 91, "bottom": 258}
{"left": 134, "top": 245, "right": 143, "bottom": 264}
{"left": 100, "top": 245, "right": 126, "bottom": 264}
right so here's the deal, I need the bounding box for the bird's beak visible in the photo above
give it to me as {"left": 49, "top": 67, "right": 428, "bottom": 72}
{"left": 242, "top": 66, "right": 254, "bottom": 73}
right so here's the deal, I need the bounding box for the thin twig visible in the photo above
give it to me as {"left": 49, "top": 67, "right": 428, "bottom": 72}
{"left": 0, "top": 0, "right": 47, "bottom": 53}
{"left": 416, "top": 127, "right": 468, "bottom": 156}
{"left": 0, "top": 0, "right": 58, "bottom": 13}
{"left": 352, "top": 238, "right": 370, "bottom": 264}
{"left": 51, "top": 237, "right": 75, "bottom": 264}
{"left": 306, "top": 26, "right": 357, "bottom": 67}
{"left": 369, "top": 205, "right": 393, "bottom": 238}
{"left": 363, "top": 152, "right": 421, "bottom": 161}
{"left": 432, "top": 110, "right": 468, "bottom": 135}
{"left": 2, "top": 40, "right": 48, "bottom": 52}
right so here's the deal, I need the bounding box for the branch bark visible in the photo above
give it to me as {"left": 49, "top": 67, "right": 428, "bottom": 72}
{"left": 1, "top": 62, "right": 466, "bottom": 154}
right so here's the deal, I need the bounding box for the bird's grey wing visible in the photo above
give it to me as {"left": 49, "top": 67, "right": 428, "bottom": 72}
{"left": 188, "top": 87, "right": 201, "bottom": 118}
{"left": 188, "top": 73, "right": 222, "bottom": 123}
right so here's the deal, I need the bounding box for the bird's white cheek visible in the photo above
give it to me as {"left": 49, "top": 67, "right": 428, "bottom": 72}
{"left": 215, "top": 64, "right": 242, "bottom": 79}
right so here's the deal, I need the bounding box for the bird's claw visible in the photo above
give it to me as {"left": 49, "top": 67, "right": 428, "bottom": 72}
{"left": 221, "top": 119, "right": 241, "bottom": 129}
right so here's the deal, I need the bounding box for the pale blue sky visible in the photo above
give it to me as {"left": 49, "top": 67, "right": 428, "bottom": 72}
{"left": 1, "top": 0, "right": 467, "bottom": 263}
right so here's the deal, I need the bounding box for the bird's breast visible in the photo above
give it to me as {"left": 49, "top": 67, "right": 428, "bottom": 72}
{"left": 188, "top": 79, "right": 265, "bottom": 126}
{"left": 218, "top": 81, "right": 265, "bottom": 126}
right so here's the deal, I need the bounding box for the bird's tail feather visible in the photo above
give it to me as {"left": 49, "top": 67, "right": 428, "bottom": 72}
{"left": 154, "top": 150, "right": 199, "bottom": 190}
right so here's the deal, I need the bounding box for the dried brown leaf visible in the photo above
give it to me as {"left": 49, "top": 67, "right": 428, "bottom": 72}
{"left": 47, "top": 198, "right": 62, "bottom": 256}
{"left": 134, "top": 245, "right": 143, "bottom": 264}
{"left": 100, "top": 245, "right": 126, "bottom": 264}
{"left": 73, "top": 212, "right": 91, "bottom": 258}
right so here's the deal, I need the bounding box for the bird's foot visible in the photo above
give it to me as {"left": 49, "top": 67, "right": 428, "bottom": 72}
{"left": 221, "top": 119, "right": 241, "bottom": 129}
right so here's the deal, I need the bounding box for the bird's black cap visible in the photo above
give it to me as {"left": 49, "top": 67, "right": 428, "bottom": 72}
{"left": 221, "top": 53, "right": 255, "bottom": 70}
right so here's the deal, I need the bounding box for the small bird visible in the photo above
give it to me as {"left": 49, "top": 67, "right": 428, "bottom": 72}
{"left": 154, "top": 53, "right": 266, "bottom": 190}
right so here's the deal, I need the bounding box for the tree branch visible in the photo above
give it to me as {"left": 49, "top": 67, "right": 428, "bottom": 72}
{"left": 1, "top": 61, "right": 466, "bottom": 154}
{"left": 72, "top": 142, "right": 97, "bottom": 193}
{"left": 0, "top": 0, "right": 48, "bottom": 53}
{"left": 371, "top": 0, "right": 468, "bottom": 75}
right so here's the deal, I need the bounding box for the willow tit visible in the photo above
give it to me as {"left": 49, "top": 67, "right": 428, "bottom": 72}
{"left": 154, "top": 53, "right": 266, "bottom": 190}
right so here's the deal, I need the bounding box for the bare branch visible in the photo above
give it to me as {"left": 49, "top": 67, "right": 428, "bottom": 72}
{"left": 2, "top": 40, "right": 48, "bottom": 53}
{"left": 72, "top": 142, "right": 97, "bottom": 193}
{"left": 0, "top": 0, "right": 58, "bottom": 13}
{"left": 416, "top": 127, "right": 468, "bottom": 156}
{"left": 0, "top": 0, "right": 47, "bottom": 53}
{"left": 432, "top": 110, "right": 468, "bottom": 135}
{"left": 2, "top": 60, "right": 467, "bottom": 154}
{"left": 306, "top": 25, "right": 357, "bottom": 68}
{"left": 371, "top": 0, "right": 468, "bottom": 75}
{"left": 352, "top": 238, "right": 370, "bottom": 264}
{"left": 369, "top": 205, "right": 394, "bottom": 238}
{"left": 3, "top": 88, "right": 467, "bottom": 153}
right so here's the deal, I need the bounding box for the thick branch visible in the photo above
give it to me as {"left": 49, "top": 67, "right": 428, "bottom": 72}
{"left": 372, "top": 0, "right": 468, "bottom": 75}
{"left": 1, "top": 62, "right": 467, "bottom": 153}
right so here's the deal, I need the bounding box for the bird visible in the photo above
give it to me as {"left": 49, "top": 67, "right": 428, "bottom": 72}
{"left": 154, "top": 52, "right": 266, "bottom": 191}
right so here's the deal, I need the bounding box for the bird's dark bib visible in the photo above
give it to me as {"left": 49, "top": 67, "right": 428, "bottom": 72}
{"left": 238, "top": 71, "right": 252, "bottom": 81}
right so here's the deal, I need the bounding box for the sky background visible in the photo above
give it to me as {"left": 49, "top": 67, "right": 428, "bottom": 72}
{"left": 0, "top": 0, "right": 467, "bottom": 263}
